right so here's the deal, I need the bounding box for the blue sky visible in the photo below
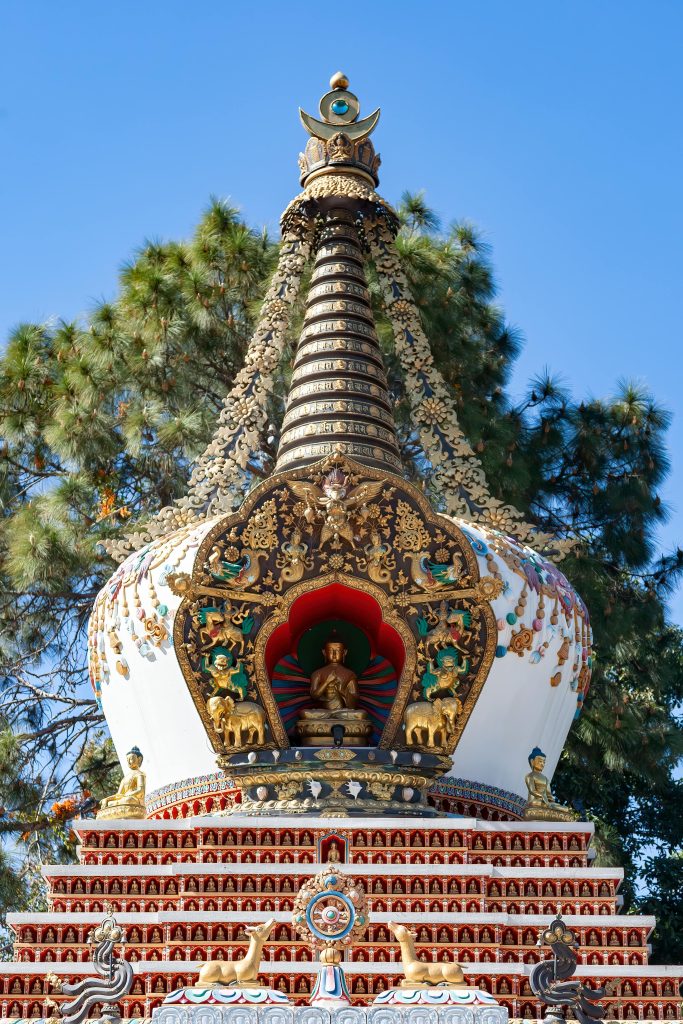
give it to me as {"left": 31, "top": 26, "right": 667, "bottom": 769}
{"left": 1, "top": 1, "right": 681, "bottom": 622}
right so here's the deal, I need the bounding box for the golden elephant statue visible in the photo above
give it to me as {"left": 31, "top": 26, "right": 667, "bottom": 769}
{"left": 403, "top": 696, "right": 462, "bottom": 752}
{"left": 206, "top": 695, "right": 266, "bottom": 747}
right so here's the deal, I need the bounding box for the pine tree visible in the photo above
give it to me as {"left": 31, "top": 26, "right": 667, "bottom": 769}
{"left": 0, "top": 196, "right": 681, "bottom": 956}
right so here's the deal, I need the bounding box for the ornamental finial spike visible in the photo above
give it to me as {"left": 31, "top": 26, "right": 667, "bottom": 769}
{"left": 299, "top": 74, "right": 380, "bottom": 143}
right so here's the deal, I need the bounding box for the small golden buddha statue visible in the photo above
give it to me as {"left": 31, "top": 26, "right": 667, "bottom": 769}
{"left": 522, "top": 747, "right": 575, "bottom": 821}
{"left": 296, "top": 632, "right": 372, "bottom": 746}
{"left": 326, "top": 840, "right": 342, "bottom": 863}
{"left": 97, "top": 747, "right": 146, "bottom": 820}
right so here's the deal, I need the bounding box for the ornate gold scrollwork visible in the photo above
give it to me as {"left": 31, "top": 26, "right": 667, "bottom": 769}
{"left": 172, "top": 452, "right": 497, "bottom": 759}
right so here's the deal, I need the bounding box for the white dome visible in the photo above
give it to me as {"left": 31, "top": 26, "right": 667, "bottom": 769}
{"left": 89, "top": 505, "right": 590, "bottom": 805}
{"left": 440, "top": 519, "right": 591, "bottom": 795}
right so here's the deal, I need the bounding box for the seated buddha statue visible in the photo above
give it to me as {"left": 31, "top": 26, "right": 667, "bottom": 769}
{"left": 97, "top": 747, "right": 146, "bottom": 820}
{"left": 296, "top": 632, "right": 372, "bottom": 746}
{"left": 522, "top": 747, "right": 575, "bottom": 821}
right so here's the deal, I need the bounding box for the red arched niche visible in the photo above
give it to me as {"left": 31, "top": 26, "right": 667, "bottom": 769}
{"left": 264, "top": 582, "right": 406, "bottom": 679}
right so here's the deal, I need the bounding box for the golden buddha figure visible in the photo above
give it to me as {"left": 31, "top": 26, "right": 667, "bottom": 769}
{"left": 296, "top": 631, "right": 372, "bottom": 746}
{"left": 97, "top": 747, "right": 146, "bottom": 820}
{"left": 326, "top": 840, "right": 342, "bottom": 863}
{"left": 523, "top": 747, "right": 575, "bottom": 821}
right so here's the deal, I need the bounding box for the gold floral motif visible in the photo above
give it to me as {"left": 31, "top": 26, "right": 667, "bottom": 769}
{"left": 417, "top": 396, "right": 450, "bottom": 425}
{"left": 365, "top": 778, "right": 395, "bottom": 801}
{"left": 472, "top": 576, "right": 505, "bottom": 602}
{"left": 509, "top": 626, "right": 534, "bottom": 656}
{"left": 240, "top": 499, "right": 278, "bottom": 551}
{"left": 277, "top": 779, "right": 301, "bottom": 802}
{"left": 393, "top": 501, "right": 432, "bottom": 553}
{"left": 143, "top": 615, "right": 167, "bottom": 647}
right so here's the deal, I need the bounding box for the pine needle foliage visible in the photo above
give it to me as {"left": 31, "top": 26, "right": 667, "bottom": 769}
{"left": 0, "top": 196, "right": 681, "bottom": 957}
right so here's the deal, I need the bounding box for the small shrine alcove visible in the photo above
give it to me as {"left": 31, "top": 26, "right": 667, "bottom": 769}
{"left": 266, "top": 583, "right": 407, "bottom": 745}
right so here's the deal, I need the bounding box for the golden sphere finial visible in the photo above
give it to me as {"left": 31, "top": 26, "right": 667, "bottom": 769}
{"left": 330, "top": 71, "right": 349, "bottom": 91}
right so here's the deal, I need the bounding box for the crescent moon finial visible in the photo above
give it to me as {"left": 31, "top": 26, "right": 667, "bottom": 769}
{"left": 299, "top": 74, "right": 380, "bottom": 144}
{"left": 297, "top": 74, "right": 382, "bottom": 187}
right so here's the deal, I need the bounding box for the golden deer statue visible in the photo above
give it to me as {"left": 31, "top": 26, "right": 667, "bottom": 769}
{"left": 388, "top": 920, "right": 466, "bottom": 987}
{"left": 198, "top": 918, "right": 276, "bottom": 986}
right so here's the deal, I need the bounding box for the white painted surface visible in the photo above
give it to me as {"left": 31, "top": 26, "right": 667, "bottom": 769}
{"left": 441, "top": 520, "right": 588, "bottom": 795}
{"left": 0, "top": 962, "right": 680, "bottom": 978}
{"left": 91, "top": 520, "right": 219, "bottom": 793}
{"left": 42, "top": 863, "right": 622, "bottom": 880}
{"left": 70, "top": 814, "right": 595, "bottom": 833}
{"left": 91, "top": 512, "right": 590, "bottom": 799}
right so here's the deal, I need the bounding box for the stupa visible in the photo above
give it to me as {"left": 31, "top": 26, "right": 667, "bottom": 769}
{"left": 1, "top": 74, "right": 681, "bottom": 1023}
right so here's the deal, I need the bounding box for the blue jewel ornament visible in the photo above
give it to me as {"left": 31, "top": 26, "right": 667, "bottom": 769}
{"left": 331, "top": 99, "right": 349, "bottom": 115}
{"left": 495, "top": 645, "right": 507, "bottom": 658}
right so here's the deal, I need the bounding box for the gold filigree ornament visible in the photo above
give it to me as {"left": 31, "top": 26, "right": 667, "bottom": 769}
{"left": 170, "top": 452, "right": 497, "bottom": 763}
{"left": 143, "top": 615, "right": 167, "bottom": 647}
{"left": 509, "top": 626, "right": 534, "bottom": 657}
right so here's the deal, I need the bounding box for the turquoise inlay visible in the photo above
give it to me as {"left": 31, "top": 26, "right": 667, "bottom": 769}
{"left": 331, "top": 99, "right": 349, "bottom": 115}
